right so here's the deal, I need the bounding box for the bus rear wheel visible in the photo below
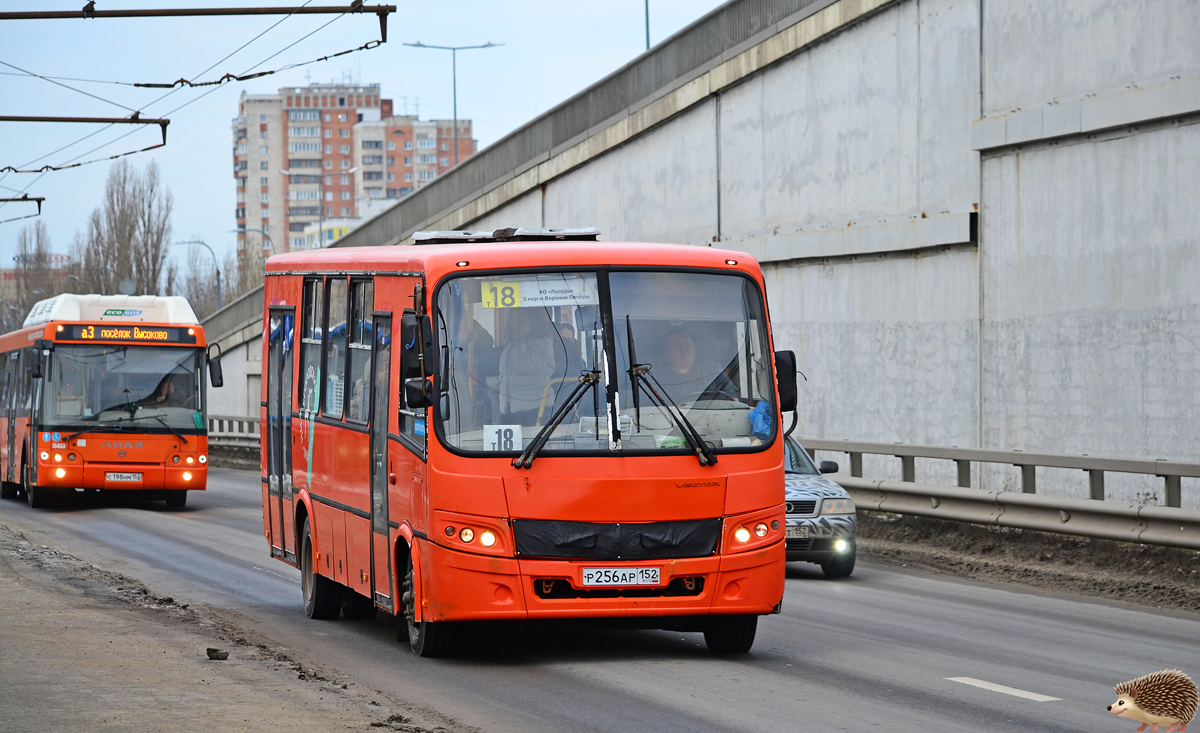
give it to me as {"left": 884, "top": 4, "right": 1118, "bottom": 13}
{"left": 401, "top": 550, "right": 452, "bottom": 657}
{"left": 0, "top": 481, "right": 17, "bottom": 500}
{"left": 703, "top": 615, "right": 758, "bottom": 654}
{"left": 301, "top": 517, "right": 342, "bottom": 620}
{"left": 164, "top": 491, "right": 187, "bottom": 510}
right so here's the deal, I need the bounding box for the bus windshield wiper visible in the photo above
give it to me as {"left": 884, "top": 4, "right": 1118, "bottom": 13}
{"left": 94, "top": 412, "right": 189, "bottom": 443}
{"left": 624, "top": 328, "right": 716, "bottom": 466}
{"left": 513, "top": 369, "right": 601, "bottom": 469}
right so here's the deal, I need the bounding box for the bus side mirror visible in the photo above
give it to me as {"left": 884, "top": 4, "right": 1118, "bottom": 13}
{"left": 400, "top": 309, "right": 433, "bottom": 381}
{"left": 774, "top": 350, "right": 797, "bottom": 413}
{"left": 28, "top": 346, "right": 44, "bottom": 379}
{"left": 404, "top": 377, "right": 432, "bottom": 409}
{"left": 208, "top": 344, "right": 224, "bottom": 388}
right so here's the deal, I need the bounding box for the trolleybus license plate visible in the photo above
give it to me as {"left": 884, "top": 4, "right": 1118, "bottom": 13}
{"left": 581, "top": 567, "right": 660, "bottom": 586}
{"left": 105, "top": 472, "right": 142, "bottom": 482}
{"left": 786, "top": 526, "right": 809, "bottom": 539}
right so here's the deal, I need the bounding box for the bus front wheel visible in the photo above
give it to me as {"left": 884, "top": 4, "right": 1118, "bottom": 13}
{"left": 703, "top": 615, "right": 758, "bottom": 654}
{"left": 301, "top": 517, "right": 342, "bottom": 620}
{"left": 164, "top": 491, "right": 187, "bottom": 510}
{"left": 22, "top": 463, "right": 48, "bottom": 509}
{"left": 401, "top": 551, "right": 452, "bottom": 657}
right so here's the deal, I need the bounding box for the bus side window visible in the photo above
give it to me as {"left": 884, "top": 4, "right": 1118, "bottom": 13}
{"left": 346, "top": 279, "right": 373, "bottom": 424}
{"left": 323, "top": 277, "right": 349, "bottom": 418}
{"left": 299, "top": 278, "right": 324, "bottom": 415}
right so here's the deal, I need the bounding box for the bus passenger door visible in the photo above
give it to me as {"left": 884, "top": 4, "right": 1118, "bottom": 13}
{"left": 369, "top": 315, "right": 393, "bottom": 611}
{"left": 266, "top": 308, "right": 298, "bottom": 563}
{"left": 3, "top": 354, "right": 14, "bottom": 482}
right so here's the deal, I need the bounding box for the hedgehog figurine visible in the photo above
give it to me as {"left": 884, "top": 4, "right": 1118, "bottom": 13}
{"left": 1108, "top": 670, "right": 1198, "bottom": 732}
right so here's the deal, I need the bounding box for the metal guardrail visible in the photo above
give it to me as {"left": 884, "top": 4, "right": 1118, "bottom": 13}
{"left": 800, "top": 438, "right": 1200, "bottom": 508}
{"left": 836, "top": 475, "right": 1200, "bottom": 550}
{"left": 207, "top": 415, "right": 260, "bottom": 449}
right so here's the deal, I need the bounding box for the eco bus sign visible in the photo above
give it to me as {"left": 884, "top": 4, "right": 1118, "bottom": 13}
{"left": 57, "top": 323, "right": 197, "bottom": 344}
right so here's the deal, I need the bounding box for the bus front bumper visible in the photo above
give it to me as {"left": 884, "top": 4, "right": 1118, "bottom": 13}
{"left": 420, "top": 539, "right": 784, "bottom": 623}
{"left": 36, "top": 462, "right": 207, "bottom": 491}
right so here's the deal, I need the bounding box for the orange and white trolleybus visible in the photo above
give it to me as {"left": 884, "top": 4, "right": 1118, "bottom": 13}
{"left": 260, "top": 228, "right": 798, "bottom": 655}
{"left": 0, "top": 294, "right": 222, "bottom": 509}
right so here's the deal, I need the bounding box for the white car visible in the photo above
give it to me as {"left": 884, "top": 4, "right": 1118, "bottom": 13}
{"left": 783, "top": 436, "right": 856, "bottom": 577}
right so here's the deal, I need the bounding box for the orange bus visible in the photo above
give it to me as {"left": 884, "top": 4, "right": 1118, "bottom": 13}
{"left": 261, "top": 228, "right": 798, "bottom": 655}
{"left": 0, "top": 294, "right": 222, "bottom": 509}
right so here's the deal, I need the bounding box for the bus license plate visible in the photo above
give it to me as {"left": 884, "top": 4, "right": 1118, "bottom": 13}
{"left": 106, "top": 472, "right": 142, "bottom": 482}
{"left": 581, "top": 567, "right": 660, "bottom": 587}
{"left": 786, "top": 526, "right": 809, "bottom": 539}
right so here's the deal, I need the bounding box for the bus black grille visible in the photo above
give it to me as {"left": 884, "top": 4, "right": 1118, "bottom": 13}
{"left": 512, "top": 519, "right": 721, "bottom": 560}
{"left": 533, "top": 576, "right": 705, "bottom": 599}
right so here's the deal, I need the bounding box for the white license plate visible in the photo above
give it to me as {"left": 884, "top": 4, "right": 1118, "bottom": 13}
{"left": 786, "top": 526, "right": 809, "bottom": 539}
{"left": 105, "top": 472, "right": 142, "bottom": 482}
{"left": 581, "top": 567, "right": 660, "bottom": 587}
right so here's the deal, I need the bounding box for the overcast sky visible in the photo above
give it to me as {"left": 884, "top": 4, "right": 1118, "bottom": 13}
{"left": 0, "top": 0, "right": 727, "bottom": 279}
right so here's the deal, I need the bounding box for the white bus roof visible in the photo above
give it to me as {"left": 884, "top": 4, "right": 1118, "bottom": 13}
{"left": 23, "top": 294, "right": 199, "bottom": 329}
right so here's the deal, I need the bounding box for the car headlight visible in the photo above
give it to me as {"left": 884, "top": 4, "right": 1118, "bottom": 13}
{"left": 821, "top": 498, "right": 855, "bottom": 515}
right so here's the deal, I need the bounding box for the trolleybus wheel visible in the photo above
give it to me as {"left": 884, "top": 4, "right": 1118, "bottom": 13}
{"left": 300, "top": 517, "right": 342, "bottom": 619}
{"left": 164, "top": 491, "right": 187, "bottom": 510}
{"left": 703, "top": 615, "right": 758, "bottom": 654}
{"left": 401, "top": 550, "right": 452, "bottom": 657}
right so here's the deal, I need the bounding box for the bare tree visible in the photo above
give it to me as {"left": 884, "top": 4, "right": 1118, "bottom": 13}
{"left": 177, "top": 244, "right": 219, "bottom": 320}
{"left": 8, "top": 221, "right": 82, "bottom": 330}
{"left": 75, "top": 159, "right": 173, "bottom": 295}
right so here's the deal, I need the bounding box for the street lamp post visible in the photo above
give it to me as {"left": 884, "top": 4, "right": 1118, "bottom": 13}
{"left": 173, "top": 240, "right": 221, "bottom": 311}
{"left": 403, "top": 41, "right": 503, "bottom": 167}
{"left": 280, "top": 167, "right": 355, "bottom": 250}
{"left": 235, "top": 226, "right": 275, "bottom": 256}
{"left": 645, "top": 0, "right": 651, "bottom": 50}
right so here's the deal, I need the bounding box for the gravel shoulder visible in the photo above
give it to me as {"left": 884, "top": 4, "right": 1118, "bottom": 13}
{"left": 856, "top": 512, "right": 1200, "bottom": 616}
{"left": 0, "top": 521, "right": 450, "bottom": 733}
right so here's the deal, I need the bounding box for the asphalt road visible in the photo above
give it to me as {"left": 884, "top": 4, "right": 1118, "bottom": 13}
{"left": 2, "top": 468, "right": 1197, "bottom": 732}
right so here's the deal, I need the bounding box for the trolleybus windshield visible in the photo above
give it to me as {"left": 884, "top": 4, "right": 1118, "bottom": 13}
{"left": 40, "top": 344, "right": 205, "bottom": 432}
{"left": 435, "top": 269, "right": 774, "bottom": 455}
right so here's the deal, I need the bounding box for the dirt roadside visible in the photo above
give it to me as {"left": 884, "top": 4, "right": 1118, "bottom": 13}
{"left": 0, "top": 522, "right": 463, "bottom": 733}
{"left": 856, "top": 512, "right": 1200, "bottom": 615}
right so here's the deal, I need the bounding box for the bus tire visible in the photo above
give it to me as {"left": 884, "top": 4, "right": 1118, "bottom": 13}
{"left": 22, "top": 463, "right": 48, "bottom": 509}
{"left": 164, "top": 491, "right": 187, "bottom": 510}
{"left": 300, "top": 518, "right": 342, "bottom": 620}
{"left": 0, "top": 481, "right": 17, "bottom": 500}
{"left": 703, "top": 615, "right": 758, "bottom": 654}
{"left": 401, "top": 551, "right": 452, "bottom": 657}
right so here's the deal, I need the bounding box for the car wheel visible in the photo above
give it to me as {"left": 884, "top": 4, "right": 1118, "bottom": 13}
{"left": 820, "top": 552, "right": 856, "bottom": 578}
{"left": 301, "top": 518, "right": 342, "bottom": 619}
{"left": 703, "top": 615, "right": 758, "bottom": 654}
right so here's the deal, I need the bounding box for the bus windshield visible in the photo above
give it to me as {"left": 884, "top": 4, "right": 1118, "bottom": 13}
{"left": 41, "top": 345, "right": 205, "bottom": 431}
{"left": 435, "top": 269, "right": 774, "bottom": 455}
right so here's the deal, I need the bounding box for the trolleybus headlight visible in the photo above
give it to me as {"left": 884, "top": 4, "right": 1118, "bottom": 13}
{"left": 479, "top": 530, "right": 496, "bottom": 548}
{"left": 459, "top": 527, "right": 474, "bottom": 543}
{"left": 186, "top": 456, "right": 194, "bottom": 464}
{"left": 834, "top": 539, "right": 849, "bottom": 553}
{"left": 40, "top": 451, "right": 49, "bottom": 461}
{"left": 55, "top": 468, "right": 65, "bottom": 479}
{"left": 182, "top": 471, "right": 193, "bottom": 481}
{"left": 172, "top": 455, "right": 180, "bottom": 464}
{"left": 54, "top": 453, "right": 62, "bottom": 462}
{"left": 733, "top": 526, "right": 751, "bottom": 543}
{"left": 754, "top": 522, "right": 769, "bottom": 538}
{"left": 198, "top": 455, "right": 207, "bottom": 464}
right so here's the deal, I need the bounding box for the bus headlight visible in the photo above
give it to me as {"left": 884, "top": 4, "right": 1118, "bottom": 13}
{"left": 198, "top": 455, "right": 207, "bottom": 464}
{"left": 733, "top": 526, "right": 751, "bottom": 543}
{"left": 68, "top": 453, "right": 76, "bottom": 461}
{"left": 754, "top": 522, "right": 769, "bottom": 538}
{"left": 172, "top": 455, "right": 180, "bottom": 464}
{"left": 54, "top": 453, "right": 62, "bottom": 462}
{"left": 821, "top": 498, "right": 856, "bottom": 515}
{"left": 479, "top": 530, "right": 496, "bottom": 548}
{"left": 186, "top": 456, "right": 194, "bottom": 464}
{"left": 182, "top": 471, "right": 192, "bottom": 481}
{"left": 459, "top": 527, "right": 474, "bottom": 543}
{"left": 55, "top": 468, "right": 66, "bottom": 478}
{"left": 40, "top": 451, "right": 49, "bottom": 461}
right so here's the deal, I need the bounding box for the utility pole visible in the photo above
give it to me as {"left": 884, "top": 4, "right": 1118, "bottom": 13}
{"left": 403, "top": 41, "right": 503, "bottom": 167}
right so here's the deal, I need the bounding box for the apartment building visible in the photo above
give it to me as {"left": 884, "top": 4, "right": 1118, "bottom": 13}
{"left": 233, "top": 86, "right": 477, "bottom": 255}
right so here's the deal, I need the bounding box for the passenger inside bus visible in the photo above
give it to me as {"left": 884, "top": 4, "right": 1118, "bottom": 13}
{"left": 498, "top": 309, "right": 557, "bottom": 424}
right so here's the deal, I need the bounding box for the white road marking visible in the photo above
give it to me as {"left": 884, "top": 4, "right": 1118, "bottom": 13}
{"left": 946, "top": 677, "right": 1061, "bottom": 702}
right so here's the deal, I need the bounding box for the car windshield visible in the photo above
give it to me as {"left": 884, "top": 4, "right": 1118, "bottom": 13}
{"left": 784, "top": 437, "right": 819, "bottom": 475}
{"left": 41, "top": 345, "right": 205, "bottom": 431}
{"left": 435, "top": 269, "right": 775, "bottom": 455}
